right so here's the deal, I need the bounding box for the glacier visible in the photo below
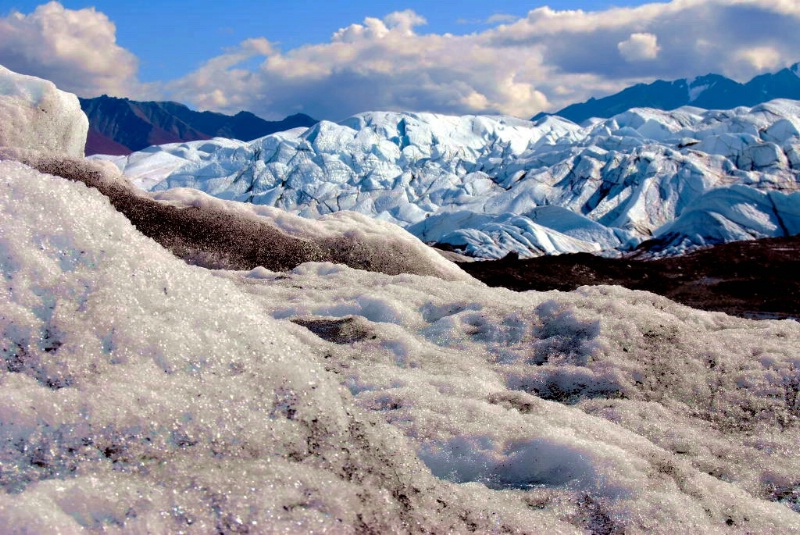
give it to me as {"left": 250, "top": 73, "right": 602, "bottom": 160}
{"left": 99, "top": 104, "right": 800, "bottom": 258}
{"left": 2, "top": 65, "right": 800, "bottom": 532}
{"left": 2, "top": 157, "right": 800, "bottom": 533}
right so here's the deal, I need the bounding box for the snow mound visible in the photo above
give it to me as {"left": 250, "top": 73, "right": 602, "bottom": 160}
{"left": 13, "top": 154, "right": 469, "bottom": 281}
{"left": 408, "top": 206, "right": 633, "bottom": 258}
{"left": 2, "top": 160, "right": 800, "bottom": 532}
{"left": 150, "top": 186, "right": 472, "bottom": 281}
{"left": 101, "top": 102, "right": 800, "bottom": 258}
{"left": 0, "top": 65, "right": 88, "bottom": 157}
{"left": 650, "top": 185, "right": 800, "bottom": 253}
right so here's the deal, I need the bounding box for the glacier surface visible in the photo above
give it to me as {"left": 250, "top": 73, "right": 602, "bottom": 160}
{"left": 100, "top": 104, "right": 800, "bottom": 258}
{"left": 1, "top": 65, "right": 799, "bottom": 532}
{"left": 1, "top": 157, "right": 800, "bottom": 533}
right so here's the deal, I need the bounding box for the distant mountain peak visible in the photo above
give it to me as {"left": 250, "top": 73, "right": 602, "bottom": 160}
{"left": 79, "top": 97, "right": 317, "bottom": 155}
{"left": 685, "top": 74, "right": 726, "bottom": 103}
{"left": 546, "top": 62, "right": 800, "bottom": 123}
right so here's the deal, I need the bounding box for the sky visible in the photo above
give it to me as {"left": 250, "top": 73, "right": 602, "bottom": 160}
{"left": 1, "top": 1, "right": 799, "bottom": 121}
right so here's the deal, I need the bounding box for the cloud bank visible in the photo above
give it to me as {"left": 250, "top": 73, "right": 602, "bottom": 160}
{"left": 2, "top": 1, "right": 800, "bottom": 120}
{"left": 0, "top": 2, "right": 139, "bottom": 97}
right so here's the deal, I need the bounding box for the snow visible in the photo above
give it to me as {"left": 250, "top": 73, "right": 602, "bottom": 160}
{"left": 1, "top": 156, "right": 800, "bottom": 532}
{"left": 0, "top": 65, "right": 87, "bottom": 157}
{"left": 101, "top": 101, "right": 800, "bottom": 259}
{"left": 653, "top": 186, "right": 800, "bottom": 249}
{"left": 688, "top": 83, "right": 711, "bottom": 103}
{"left": 407, "top": 209, "right": 623, "bottom": 259}
{"left": 738, "top": 142, "right": 788, "bottom": 170}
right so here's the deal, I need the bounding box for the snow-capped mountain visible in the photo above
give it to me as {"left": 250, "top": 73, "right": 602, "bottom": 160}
{"left": 2, "top": 66, "right": 800, "bottom": 533}
{"left": 542, "top": 62, "right": 800, "bottom": 124}
{"left": 101, "top": 103, "right": 800, "bottom": 258}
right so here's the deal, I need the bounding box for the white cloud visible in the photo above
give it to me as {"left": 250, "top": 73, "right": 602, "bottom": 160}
{"left": 164, "top": 1, "right": 800, "bottom": 121}
{"left": 618, "top": 33, "right": 661, "bottom": 62}
{"left": 0, "top": 1, "right": 140, "bottom": 97}
{"left": 733, "top": 46, "right": 782, "bottom": 72}
{"left": 486, "top": 14, "right": 520, "bottom": 25}
{"left": 165, "top": 13, "right": 553, "bottom": 120}
{"left": 384, "top": 10, "right": 427, "bottom": 33}
{"left": 4, "top": 1, "right": 800, "bottom": 120}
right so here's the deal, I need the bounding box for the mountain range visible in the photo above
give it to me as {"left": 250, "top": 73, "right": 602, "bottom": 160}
{"left": 540, "top": 62, "right": 800, "bottom": 124}
{"left": 78, "top": 62, "right": 800, "bottom": 158}
{"left": 79, "top": 95, "right": 317, "bottom": 155}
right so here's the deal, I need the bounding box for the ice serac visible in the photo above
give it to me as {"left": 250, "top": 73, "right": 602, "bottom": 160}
{"left": 0, "top": 65, "right": 88, "bottom": 157}
{"left": 646, "top": 185, "right": 800, "bottom": 255}
{"left": 104, "top": 101, "right": 800, "bottom": 258}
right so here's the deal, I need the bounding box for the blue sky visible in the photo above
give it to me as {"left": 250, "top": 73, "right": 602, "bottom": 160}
{"left": 1, "top": 1, "right": 798, "bottom": 120}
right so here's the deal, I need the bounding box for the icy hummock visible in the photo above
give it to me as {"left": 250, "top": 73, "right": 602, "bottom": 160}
{"left": 0, "top": 65, "right": 88, "bottom": 157}
{"left": 5, "top": 152, "right": 471, "bottom": 281}
{"left": 100, "top": 102, "right": 800, "bottom": 258}
{"left": 653, "top": 185, "right": 800, "bottom": 253}
{"left": 148, "top": 185, "right": 473, "bottom": 281}
{"left": 2, "top": 154, "right": 800, "bottom": 532}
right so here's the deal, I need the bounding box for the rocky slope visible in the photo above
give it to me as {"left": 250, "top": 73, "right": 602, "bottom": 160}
{"left": 460, "top": 234, "right": 800, "bottom": 321}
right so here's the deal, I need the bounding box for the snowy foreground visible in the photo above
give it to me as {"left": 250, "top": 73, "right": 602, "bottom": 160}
{"left": 2, "top": 160, "right": 800, "bottom": 533}
{"left": 102, "top": 104, "right": 800, "bottom": 258}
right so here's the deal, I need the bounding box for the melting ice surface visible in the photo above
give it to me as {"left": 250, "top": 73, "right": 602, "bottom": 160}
{"left": 1, "top": 160, "right": 800, "bottom": 533}
{"left": 100, "top": 103, "right": 800, "bottom": 258}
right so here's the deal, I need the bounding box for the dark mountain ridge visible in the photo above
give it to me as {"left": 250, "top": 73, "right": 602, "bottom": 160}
{"left": 79, "top": 95, "right": 317, "bottom": 155}
{"left": 538, "top": 63, "right": 800, "bottom": 124}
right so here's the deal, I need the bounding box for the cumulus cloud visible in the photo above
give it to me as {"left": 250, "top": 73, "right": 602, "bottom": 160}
{"left": 618, "top": 33, "right": 660, "bottom": 62}
{"left": 163, "top": 0, "right": 800, "bottom": 121}
{"left": 165, "top": 13, "right": 551, "bottom": 120}
{"left": 4, "top": 1, "right": 800, "bottom": 120}
{"left": 0, "top": 2, "right": 140, "bottom": 97}
{"left": 484, "top": 0, "right": 800, "bottom": 81}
